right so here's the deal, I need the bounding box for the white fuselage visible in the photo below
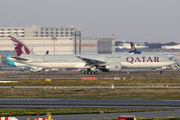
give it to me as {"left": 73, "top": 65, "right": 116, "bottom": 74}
{"left": 10, "top": 54, "right": 175, "bottom": 69}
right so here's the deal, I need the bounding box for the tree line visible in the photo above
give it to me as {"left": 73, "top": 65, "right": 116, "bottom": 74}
{"left": 144, "top": 42, "right": 178, "bottom": 48}
{"left": 115, "top": 41, "right": 179, "bottom": 48}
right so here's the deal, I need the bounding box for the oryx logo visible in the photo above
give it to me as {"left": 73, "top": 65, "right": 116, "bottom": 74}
{"left": 115, "top": 66, "right": 118, "bottom": 68}
{"left": 10, "top": 36, "right": 30, "bottom": 56}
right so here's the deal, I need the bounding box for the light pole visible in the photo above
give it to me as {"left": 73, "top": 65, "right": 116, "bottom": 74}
{"left": 74, "top": 31, "right": 81, "bottom": 54}
{"left": 51, "top": 37, "right": 57, "bottom": 54}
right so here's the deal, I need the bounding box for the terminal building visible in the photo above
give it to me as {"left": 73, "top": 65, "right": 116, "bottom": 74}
{"left": 0, "top": 25, "right": 115, "bottom": 69}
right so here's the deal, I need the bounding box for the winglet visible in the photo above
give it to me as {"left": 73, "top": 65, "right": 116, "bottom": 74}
{"left": 9, "top": 33, "right": 35, "bottom": 56}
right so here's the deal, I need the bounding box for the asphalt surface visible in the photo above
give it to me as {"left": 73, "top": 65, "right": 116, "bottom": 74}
{"left": 1, "top": 99, "right": 180, "bottom": 109}
{"left": 15, "top": 111, "right": 180, "bottom": 120}
{"left": 2, "top": 98, "right": 180, "bottom": 120}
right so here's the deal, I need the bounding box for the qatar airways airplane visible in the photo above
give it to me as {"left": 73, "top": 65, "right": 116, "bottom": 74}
{"left": 8, "top": 33, "right": 175, "bottom": 74}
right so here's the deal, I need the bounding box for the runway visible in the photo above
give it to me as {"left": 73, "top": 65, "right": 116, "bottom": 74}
{"left": 2, "top": 99, "right": 180, "bottom": 120}
{"left": 1, "top": 99, "right": 180, "bottom": 109}
{"left": 15, "top": 111, "right": 180, "bottom": 120}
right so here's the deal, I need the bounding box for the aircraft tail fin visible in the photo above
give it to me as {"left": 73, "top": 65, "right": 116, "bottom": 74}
{"left": 130, "top": 42, "right": 137, "bottom": 52}
{"left": 45, "top": 50, "right": 49, "bottom": 55}
{"left": 6, "top": 53, "right": 16, "bottom": 67}
{"left": 9, "top": 33, "right": 35, "bottom": 56}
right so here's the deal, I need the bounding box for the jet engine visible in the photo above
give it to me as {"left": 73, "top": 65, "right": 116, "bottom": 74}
{"left": 100, "top": 62, "right": 122, "bottom": 72}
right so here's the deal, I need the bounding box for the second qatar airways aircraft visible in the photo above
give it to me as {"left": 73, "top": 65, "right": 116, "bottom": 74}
{"left": 8, "top": 33, "right": 175, "bottom": 74}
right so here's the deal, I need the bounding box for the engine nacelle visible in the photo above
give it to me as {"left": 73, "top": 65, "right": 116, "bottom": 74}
{"left": 101, "top": 62, "right": 122, "bottom": 72}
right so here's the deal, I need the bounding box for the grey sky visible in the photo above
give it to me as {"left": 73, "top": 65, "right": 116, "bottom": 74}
{"left": 1, "top": 0, "right": 180, "bottom": 43}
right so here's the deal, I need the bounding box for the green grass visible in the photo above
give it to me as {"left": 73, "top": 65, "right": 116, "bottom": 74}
{"left": 0, "top": 108, "right": 173, "bottom": 116}
{"left": 84, "top": 117, "right": 180, "bottom": 120}
{"left": 0, "top": 88, "right": 180, "bottom": 99}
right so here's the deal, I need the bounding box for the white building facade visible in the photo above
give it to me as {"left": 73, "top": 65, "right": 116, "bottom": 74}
{"left": 0, "top": 25, "right": 115, "bottom": 55}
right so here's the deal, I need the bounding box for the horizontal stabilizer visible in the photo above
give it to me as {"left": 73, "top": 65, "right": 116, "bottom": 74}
{"left": 11, "top": 57, "right": 29, "bottom": 62}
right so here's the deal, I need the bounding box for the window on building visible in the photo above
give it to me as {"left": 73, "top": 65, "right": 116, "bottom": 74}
{"left": 61, "top": 35, "right": 63, "bottom": 37}
{"left": 61, "top": 32, "right": 63, "bottom": 34}
{"left": 61, "top": 29, "right": 63, "bottom": 31}
{"left": 71, "top": 29, "right": 73, "bottom": 31}
{"left": 56, "top": 32, "right": 58, "bottom": 34}
{"left": 21, "top": 29, "right": 24, "bottom": 31}
{"left": 66, "top": 29, "right": 68, "bottom": 31}
{"left": 41, "top": 35, "right": 43, "bottom": 37}
{"left": 56, "top": 35, "right": 58, "bottom": 37}
{"left": 51, "top": 32, "right": 53, "bottom": 34}
{"left": 41, "top": 32, "right": 43, "bottom": 34}
{"left": 66, "top": 35, "right": 68, "bottom": 37}
{"left": 46, "top": 35, "right": 48, "bottom": 37}
{"left": 66, "top": 32, "right": 68, "bottom": 34}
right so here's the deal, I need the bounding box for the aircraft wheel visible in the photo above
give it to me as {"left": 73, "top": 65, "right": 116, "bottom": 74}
{"left": 84, "top": 71, "right": 88, "bottom": 74}
{"left": 160, "top": 70, "right": 163, "bottom": 74}
{"left": 91, "top": 71, "right": 95, "bottom": 74}
{"left": 88, "top": 71, "right": 92, "bottom": 74}
{"left": 94, "top": 71, "right": 98, "bottom": 74}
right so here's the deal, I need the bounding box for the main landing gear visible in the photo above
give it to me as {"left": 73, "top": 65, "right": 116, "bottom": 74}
{"left": 84, "top": 71, "right": 98, "bottom": 75}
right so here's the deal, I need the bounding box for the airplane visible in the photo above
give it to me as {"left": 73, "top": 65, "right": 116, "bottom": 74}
{"left": 8, "top": 33, "right": 175, "bottom": 74}
{"left": 128, "top": 42, "right": 178, "bottom": 70}
{"left": 6, "top": 53, "right": 31, "bottom": 71}
{"left": 6, "top": 51, "right": 49, "bottom": 71}
{"left": 129, "top": 42, "right": 141, "bottom": 54}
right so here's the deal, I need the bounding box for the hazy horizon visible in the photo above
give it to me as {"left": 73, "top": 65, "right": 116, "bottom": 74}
{"left": 1, "top": 0, "right": 180, "bottom": 43}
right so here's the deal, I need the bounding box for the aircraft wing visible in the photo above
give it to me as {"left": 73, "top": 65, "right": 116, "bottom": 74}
{"left": 76, "top": 56, "right": 107, "bottom": 66}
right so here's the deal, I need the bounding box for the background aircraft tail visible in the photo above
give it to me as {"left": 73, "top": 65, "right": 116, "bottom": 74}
{"left": 45, "top": 50, "right": 49, "bottom": 55}
{"left": 130, "top": 42, "right": 137, "bottom": 52}
{"left": 6, "top": 53, "right": 16, "bottom": 67}
{"left": 129, "top": 42, "right": 141, "bottom": 54}
{"left": 9, "top": 33, "right": 35, "bottom": 56}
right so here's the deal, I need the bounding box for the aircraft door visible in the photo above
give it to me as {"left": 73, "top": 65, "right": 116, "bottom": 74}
{"left": 38, "top": 58, "right": 42, "bottom": 62}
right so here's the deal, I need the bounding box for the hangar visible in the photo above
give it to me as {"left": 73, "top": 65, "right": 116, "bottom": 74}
{"left": 0, "top": 25, "right": 115, "bottom": 55}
